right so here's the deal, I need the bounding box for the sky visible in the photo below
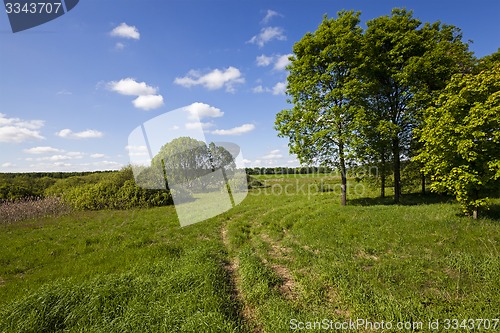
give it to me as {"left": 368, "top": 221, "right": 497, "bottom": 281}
{"left": 0, "top": 0, "right": 499, "bottom": 172}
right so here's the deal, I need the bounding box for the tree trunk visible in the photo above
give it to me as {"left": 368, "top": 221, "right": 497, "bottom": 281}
{"left": 339, "top": 142, "right": 347, "bottom": 206}
{"left": 381, "top": 173, "right": 386, "bottom": 198}
{"left": 380, "top": 154, "right": 386, "bottom": 198}
{"left": 472, "top": 189, "right": 479, "bottom": 219}
{"left": 421, "top": 172, "right": 426, "bottom": 195}
{"left": 392, "top": 138, "right": 401, "bottom": 204}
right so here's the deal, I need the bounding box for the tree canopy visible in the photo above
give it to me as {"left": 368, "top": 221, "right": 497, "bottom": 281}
{"left": 276, "top": 8, "right": 476, "bottom": 207}
{"left": 275, "top": 11, "right": 363, "bottom": 205}
{"left": 416, "top": 58, "right": 500, "bottom": 218}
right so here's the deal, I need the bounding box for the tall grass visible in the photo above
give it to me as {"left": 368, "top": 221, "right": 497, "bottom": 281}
{"left": 0, "top": 174, "right": 499, "bottom": 332}
{"left": 0, "top": 197, "right": 71, "bottom": 224}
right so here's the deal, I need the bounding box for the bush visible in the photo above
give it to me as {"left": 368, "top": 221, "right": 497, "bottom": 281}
{"left": 42, "top": 167, "right": 175, "bottom": 211}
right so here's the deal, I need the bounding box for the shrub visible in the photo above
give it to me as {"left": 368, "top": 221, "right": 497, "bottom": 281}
{"left": 59, "top": 167, "right": 174, "bottom": 210}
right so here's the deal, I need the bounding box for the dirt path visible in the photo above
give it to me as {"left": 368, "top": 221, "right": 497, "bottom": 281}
{"left": 220, "top": 224, "right": 263, "bottom": 333}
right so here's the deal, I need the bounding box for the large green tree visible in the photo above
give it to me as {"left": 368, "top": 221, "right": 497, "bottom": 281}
{"left": 275, "top": 11, "right": 363, "bottom": 205}
{"left": 361, "top": 9, "right": 473, "bottom": 203}
{"left": 416, "top": 58, "right": 500, "bottom": 218}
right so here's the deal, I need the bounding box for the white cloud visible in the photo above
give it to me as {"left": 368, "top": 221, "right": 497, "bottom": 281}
{"left": 174, "top": 67, "right": 244, "bottom": 92}
{"left": 56, "top": 129, "right": 103, "bottom": 139}
{"left": 28, "top": 151, "right": 85, "bottom": 162}
{"left": 242, "top": 159, "right": 252, "bottom": 164}
{"left": 24, "top": 146, "right": 62, "bottom": 154}
{"left": 272, "top": 81, "right": 287, "bottom": 95}
{"left": 212, "top": 124, "right": 255, "bottom": 136}
{"left": 90, "top": 153, "right": 105, "bottom": 159}
{"left": 183, "top": 102, "right": 224, "bottom": 120}
{"left": 110, "top": 22, "right": 140, "bottom": 40}
{"left": 126, "top": 145, "right": 149, "bottom": 157}
{"left": 107, "top": 78, "right": 157, "bottom": 96}
{"left": 256, "top": 54, "right": 273, "bottom": 67}
{"left": 255, "top": 54, "right": 292, "bottom": 70}
{"left": 248, "top": 27, "right": 286, "bottom": 47}
{"left": 1, "top": 162, "right": 15, "bottom": 168}
{"left": 262, "top": 10, "right": 282, "bottom": 24}
{"left": 66, "top": 151, "right": 85, "bottom": 158}
{"left": 274, "top": 54, "right": 292, "bottom": 71}
{"left": 185, "top": 122, "right": 215, "bottom": 130}
{"left": 262, "top": 153, "right": 283, "bottom": 159}
{"left": 56, "top": 89, "right": 72, "bottom": 95}
{"left": 0, "top": 114, "right": 45, "bottom": 143}
{"left": 93, "top": 161, "right": 123, "bottom": 169}
{"left": 262, "top": 149, "right": 283, "bottom": 160}
{"left": 132, "top": 95, "right": 164, "bottom": 110}
{"left": 115, "top": 42, "right": 125, "bottom": 50}
{"left": 252, "top": 85, "right": 267, "bottom": 93}
{"left": 0, "top": 114, "right": 44, "bottom": 129}
{"left": 107, "top": 78, "right": 164, "bottom": 111}
{"left": 42, "top": 155, "right": 72, "bottom": 161}
{"left": 0, "top": 126, "right": 45, "bottom": 143}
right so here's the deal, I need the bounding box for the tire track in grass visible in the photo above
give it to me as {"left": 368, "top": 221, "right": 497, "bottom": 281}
{"left": 221, "top": 224, "right": 263, "bottom": 333}
{"left": 259, "top": 233, "right": 297, "bottom": 301}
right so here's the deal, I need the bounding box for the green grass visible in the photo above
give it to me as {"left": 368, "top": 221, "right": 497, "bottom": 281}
{"left": 0, "top": 208, "right": 246, "bottom": 332}
{"left": 1, "top": 175, "right": 499, "bottom": 332}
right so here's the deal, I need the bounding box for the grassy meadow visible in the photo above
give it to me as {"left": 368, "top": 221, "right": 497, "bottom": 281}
{"left": 1, "top": 174, "right": 499, "bottom": 332}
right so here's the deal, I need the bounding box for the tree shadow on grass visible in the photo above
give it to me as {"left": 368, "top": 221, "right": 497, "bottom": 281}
{"left": 349, "top": 192, "right": 455, "bottom": 207}
{"left": 482, "top": 204, "right": 500, "bottom": 221}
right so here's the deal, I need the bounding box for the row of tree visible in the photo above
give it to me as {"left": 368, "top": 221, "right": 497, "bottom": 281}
{"left": 275, "top": 9, "right": 499, "bottom": 217}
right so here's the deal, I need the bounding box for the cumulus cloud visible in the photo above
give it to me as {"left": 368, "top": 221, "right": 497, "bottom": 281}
{"left": 185, "top": 122, "right": 214, "bottom": 130}
{"left": 125, "top": 145, "right": 149, "bottom": 157}
{"left": 174, "top": 67, "right": 244, "bottom": 92}
{"left": 252, "top": 85, "right": 270, "bottom": 93}
{"left": 110, "top": 22, "right": 140, "bottom": 40}
{"left": 255, "top": 54, "right": 291, "bottom": 70}
{"left": 272, "top": 81, "right": 287, "bottom": 95}
{"left": 262, "top": 9, "right": 282, "bottom": 24}
{"left": 107, "top": 78, "right": 157, "bottom": 96}
{"left": 274, "top": 54, "right": 292, "bottom": 70}
{"left": 115, "top": 42, "right": 125, "bottom": 50}
{"left": 248, "top": 27, "right": 286, "bottom": 47}
{"left": 23, "top": 146, "right": 62, "bottom": 154}
{"left": 90, "top": 153, "right": 105, "bottom": 158}
{"left": 107, "top": 78, "right": 164, "bottom": 111}
{"left": 27, "top": 151, "right": 85, "bottom": 162}
{"left": 132, "top": 95, "right": 164, "bottom": 110}
{"left": 262, "top": 149, "right": 283, "bottom": 159}
{"left": 182, "top": 102, "right": 224, "bottom": 120}
{"left": 212, "top": 124, "right": 255, "bottom": 136}
{"left": 256, "top": 54, "right": 273, "bottom": 67}
{"left": 56, "top": 129, "right": 104, "bottom": 139}
{"left": 0, "top": 113, "right": 45, "bottom": 143}
{"left": 1, "top": 162, "right": 16, "bottom": 168}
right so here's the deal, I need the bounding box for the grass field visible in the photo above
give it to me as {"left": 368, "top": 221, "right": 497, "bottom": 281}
{"left": 1, "top": 175, "right": 499, "bottom": 332}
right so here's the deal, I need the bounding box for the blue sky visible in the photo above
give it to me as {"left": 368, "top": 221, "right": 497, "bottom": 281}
{"left": 1, "top": 0, "right": 499, "bottom": 172}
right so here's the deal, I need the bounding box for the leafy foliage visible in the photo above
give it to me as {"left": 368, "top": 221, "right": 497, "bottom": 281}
{"left": 416, "top": 59, "right": 500, "bottom": 217}
{"left": 49, "top": 167, "right": 173, "bottom": 210}
{"left": 359, "top": 8, "right": 474, "bottom": 202}
{"left": 275, "top": 11, "right": 364, "bottom": 205}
